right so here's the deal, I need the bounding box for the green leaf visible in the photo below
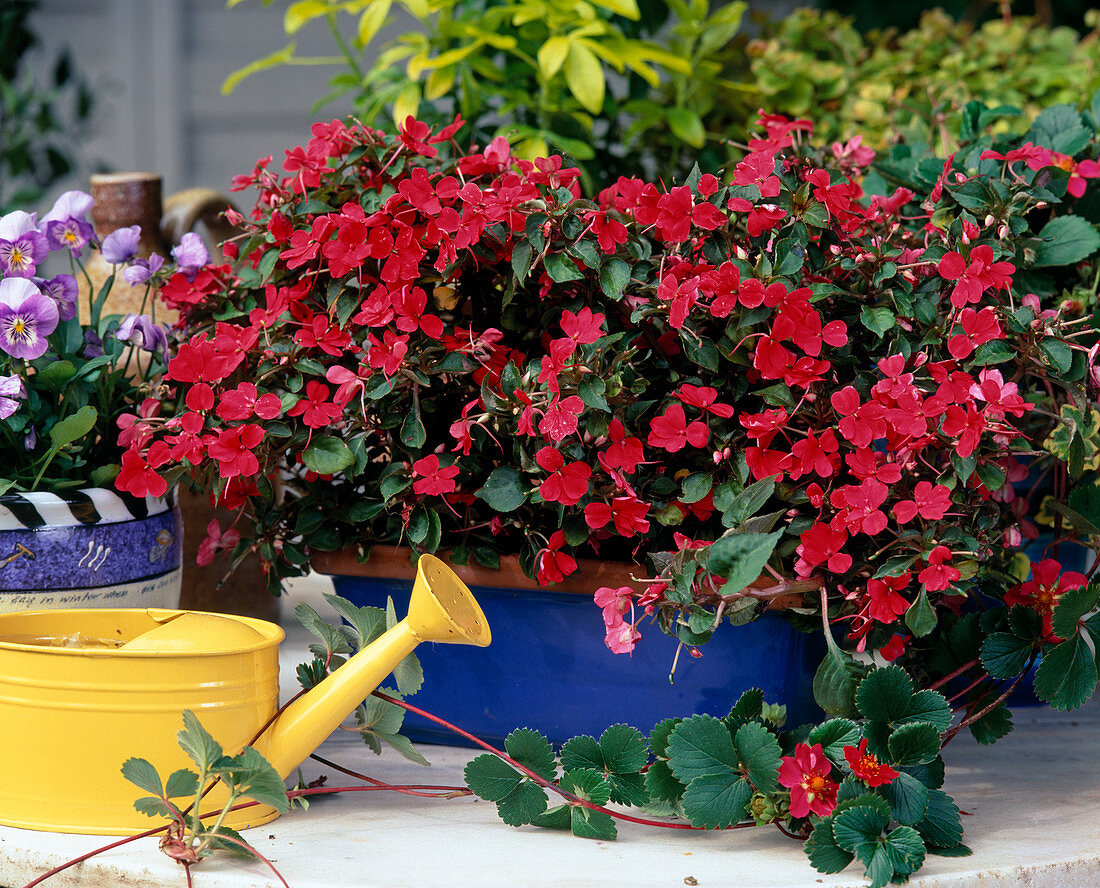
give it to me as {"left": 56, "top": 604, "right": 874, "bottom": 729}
{"left": 599, "top": 257, "right": 630, "bottom": 299}
{"left": 178, "top": 711, "right": 223, "bottom": 772}
{"left": 570, "top": 805, "right": 617, "bottom": 840}
{"left": 464, "top": 754, "right": 523, "bottom": 802}
{"left": 506, "top": 729, "right": 557, "bottom": 782}
{"left": 644, "top": 760, "right": 684, "bottom": 802}
{"left": 723, "top": 477, "right": 775, "bottom": 526}
{"left": 165, "top": 769, "right": 199, "bottom": 799}
{"left": 860, "top": 306, "right": 896, "bottom": 337}
{"left": 808, "top": 719, "right": 861, "bottom": 765}
{"left": 302, "top": 436, "right": 354, "bottom": 475}
{"left": 1052, "top": 583, "right": 1100, "bottom": 640}
{"left": 1034, "top": 635, "right": 1098, "bottom": 710}
{"left": 728, "top": 688, "right": 764, "bottom": 723}
{"left": 1032, "top": 216, "right": 1100, "bottom": 268}
{"left": 222, "top": 41, "right": 296, "bottom": 94}
{"left": 806, "top": 815, "right": 855, "bottom": 873}
{"left": 598, "top": 724, "right": 647, "bottom": 774}
{"left": 375, "top": 730, "right": 431, "bottom": 767}
{"left": 708, "top": 530, "right": 782, "bottom": 595}
{"left": 496, "top": 779, "right": 549, "bottom": 827}
{"left": 121, "top": 758, "right": 163, "bottom": 797}
{"left": 882, "top": 825, "right": 926, "bottom": 877}
{"left": 856, "top": 666, "right": 913, "bottom": 724}
{"left": 971, "top": 340, "right": 1016, "bottom": 365}
{"left": 214, "top": 746, "right": 289, "bottom": 813}
{"left": 476, "top": 467, "right": 528, "bottom": 512}
{"left": 537, "top": 35, "right": 571, "bottom": 79}
{"left": 898, "top": 690, "right": 952, "bottom": 732}
{"left": 35, "top": 360, "right": 76, "bottom": 390}
{"left": 400, "top": 412, "right": 426, "bottom": 448}
{"left": 680, "top": 473, "right": 712, "bottom": 504}
{"left": 49, "top": 405, "right": 97, "bottom": 448}
{"left": 680, "top": 774, "right": 752, "bottom": 828}
{"left": 916, "top": 788, "right": 963, "bottom": 848}
{"left": 666, "top": 715, "right": 738, "bottom": 783}
{"left": 881, "top": 770, "right": 930, "bottom": 826}
{"left": 133, "top": 797, "right": 174, "bottom": 818}
{"left": 563, "top": 42, "right": 605, "bottom": 114}
{"left": 905, "top": 590, "right": 937, "bottom": 638}
{"left": 734, "top": 721, "right": 781, "bottom": 793}
{"left": 832, "top": 804, "right": 890, "bottom": 853}
{"left": 813, "top": 654, "right": 863, "bottom": 718}
{"left": 666, "top": 108, "right": 705, "bottom": 149}
{"left": 981, "top": 631, "right": 1034, "bottom": 679}
{"left": 887, "top": 722, "right": 941, "bottom": 767}
{"left": 1068, "top": 482, "right": 1100, "bottom": 533}
{"left": 511, "top": 240, "right": 533, "bottom": 281}
{"left": 561, "top": 768, "right": 612, "bottom": 806}
{"left": 968, "top": 702, "right": 1013, "bottom": 745}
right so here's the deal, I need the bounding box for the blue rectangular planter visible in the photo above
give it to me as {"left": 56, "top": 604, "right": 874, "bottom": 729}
{"left": 330, "top": 573, "right": 824, "bottom": 747}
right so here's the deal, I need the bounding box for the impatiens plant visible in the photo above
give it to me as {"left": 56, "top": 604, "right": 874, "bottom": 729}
{"left": 0, "top": 191, "right": 195, "bottom": 493}
{"left": 117, "top": 97, "right": 1100, "bottom": 883}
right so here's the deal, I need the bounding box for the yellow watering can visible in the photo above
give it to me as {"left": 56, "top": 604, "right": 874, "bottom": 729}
{"left": 0, "top": 555, "right": 490, "bottom": 835}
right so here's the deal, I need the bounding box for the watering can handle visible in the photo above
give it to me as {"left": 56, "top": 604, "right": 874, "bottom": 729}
{"left": 161, "top": 187, "right": 240, "bottom": 258}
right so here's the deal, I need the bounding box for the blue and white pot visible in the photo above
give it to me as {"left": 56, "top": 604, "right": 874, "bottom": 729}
{"left": 0, "top": 488, "right": 182, "bottom": 612}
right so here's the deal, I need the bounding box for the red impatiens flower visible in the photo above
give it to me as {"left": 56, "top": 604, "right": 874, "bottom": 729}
{"left": 539, "top": 395, "right": 584, "bottom": 442}
{"left": 584, "top": 496, "right": 650, "bottom": 537}
{"left": 411, "top": 454, "right": 460, "bottom": 496}
{"left": 865, "top": 574, "right": 911, "bottom": 624}
{"left": 196, "top": 519, "right": 242, "bottom": 567}
{"left": 647, "top": 404, "right": 709, "bottom": 452}
{"left": 918, "top": 545, "right": 961, "bottom": 592}
{"left": 778, "top": 743, "right": 838, "bottom": 819}
{"left": 116, "top": 448, "right": 169, "bottom": 498}
{"left": 937, "top": 245, "right": 1014, "bottom": 309}
{"left": 560, "top": 307, "right": 605, "bottom": 345}
{"left": 892, "top": 480, "right": 952, "bottom": 524}
{"left": 286, "top": 381, "right": 342, "bottom": 429}
{"left": 537, "top": 530, "right": 577, "bottom": 585}
{"left": 216, "top": 382, "right": 282, "bottom": 422}
{"left": 206, "top": 424, "right": 265, "bottom": 478}
{"left": 536, "top": 446, "right": 591, "bottom": 505}
{"left": 844, "top": 739, "right": 899, "bottom": 787}
{"left": 796, "top": 522, "right": 852, "bottom": 578}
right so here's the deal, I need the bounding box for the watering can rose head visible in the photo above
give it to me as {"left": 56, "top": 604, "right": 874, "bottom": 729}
{"left": 0, "top": 192, "right": 191, "bottom": 495}
{"left": 115, "top": 111, "right": 1097, "bottom": 684}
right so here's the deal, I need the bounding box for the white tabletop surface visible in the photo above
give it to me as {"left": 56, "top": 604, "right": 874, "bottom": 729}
{"left": 2, "top": 577, "right": 1099, "bottom": 888}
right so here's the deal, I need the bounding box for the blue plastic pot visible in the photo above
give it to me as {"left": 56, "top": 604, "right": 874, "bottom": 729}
{"left": 323, "top": 555, "right": 824, "bottom": 747}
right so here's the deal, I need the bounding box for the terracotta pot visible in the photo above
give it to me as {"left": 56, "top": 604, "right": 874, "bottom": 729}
{"left": 313, "top": 546, "right": 823, "bottom": 746}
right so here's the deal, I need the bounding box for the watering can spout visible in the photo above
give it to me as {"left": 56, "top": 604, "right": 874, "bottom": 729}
{"left": 256, "top": 554, "right": 491, "bottom": 778}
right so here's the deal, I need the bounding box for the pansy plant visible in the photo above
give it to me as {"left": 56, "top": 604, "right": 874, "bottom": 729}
{"left": 0, "top": 192, "right": 192, "bottom": 493}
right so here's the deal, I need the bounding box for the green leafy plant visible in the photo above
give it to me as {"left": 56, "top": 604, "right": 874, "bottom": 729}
{"left": 121, "top": 711, "right": 290, "bottom": 881}
{"left": 0, "top": 0, "right": 94, "bottom": 212}
{"left": 463, "top": 679, "right": 961, "bottom": 887}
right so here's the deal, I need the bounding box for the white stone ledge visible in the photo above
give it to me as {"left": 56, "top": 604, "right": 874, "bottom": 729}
{"left": 1, "top": 577, "right": 1098, "bottom": 888}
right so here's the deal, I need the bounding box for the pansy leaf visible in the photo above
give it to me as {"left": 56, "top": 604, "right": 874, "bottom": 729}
{"left": 49, "top": 404, "right": 97, "bottom": 448}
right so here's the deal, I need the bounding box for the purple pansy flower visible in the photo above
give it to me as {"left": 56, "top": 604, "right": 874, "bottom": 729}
{"left": 83, "top": 328, "right": 103, "bottom": 358}
{"left": 37, "top": 274, "right": 79, "bottom": 321}
{"left": 45, "top": 217, "right": 94, "bottom": 255}
{"left": 122, "top": 252, "right": 165, "bottom": 287}
{"left": 0, "top": 211, "right": 49, "bottom": 278}
{"left": 100, "top": 225, "right": 142, "bottom": 265}
{"left": 171, "top": 232, "right": 209, "bottom": 281}
{"left": 41, "top": 190, "right": 94, "bottom": 226}
{"left": 0, "top": 277, "right": 59, "bottom": 360}
{"left": 23, "top": 427, "right": 36, "bottom": 451}
{"left": 115, "top": 313, "right": 168, "bottom": 357}
{"left": 0, "top": 374, "right": 25, "bottom": 420}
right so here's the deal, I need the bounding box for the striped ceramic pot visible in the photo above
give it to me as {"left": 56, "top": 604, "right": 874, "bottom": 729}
{"left": 0, "top": 488, "right": 182, "bottom": 613}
